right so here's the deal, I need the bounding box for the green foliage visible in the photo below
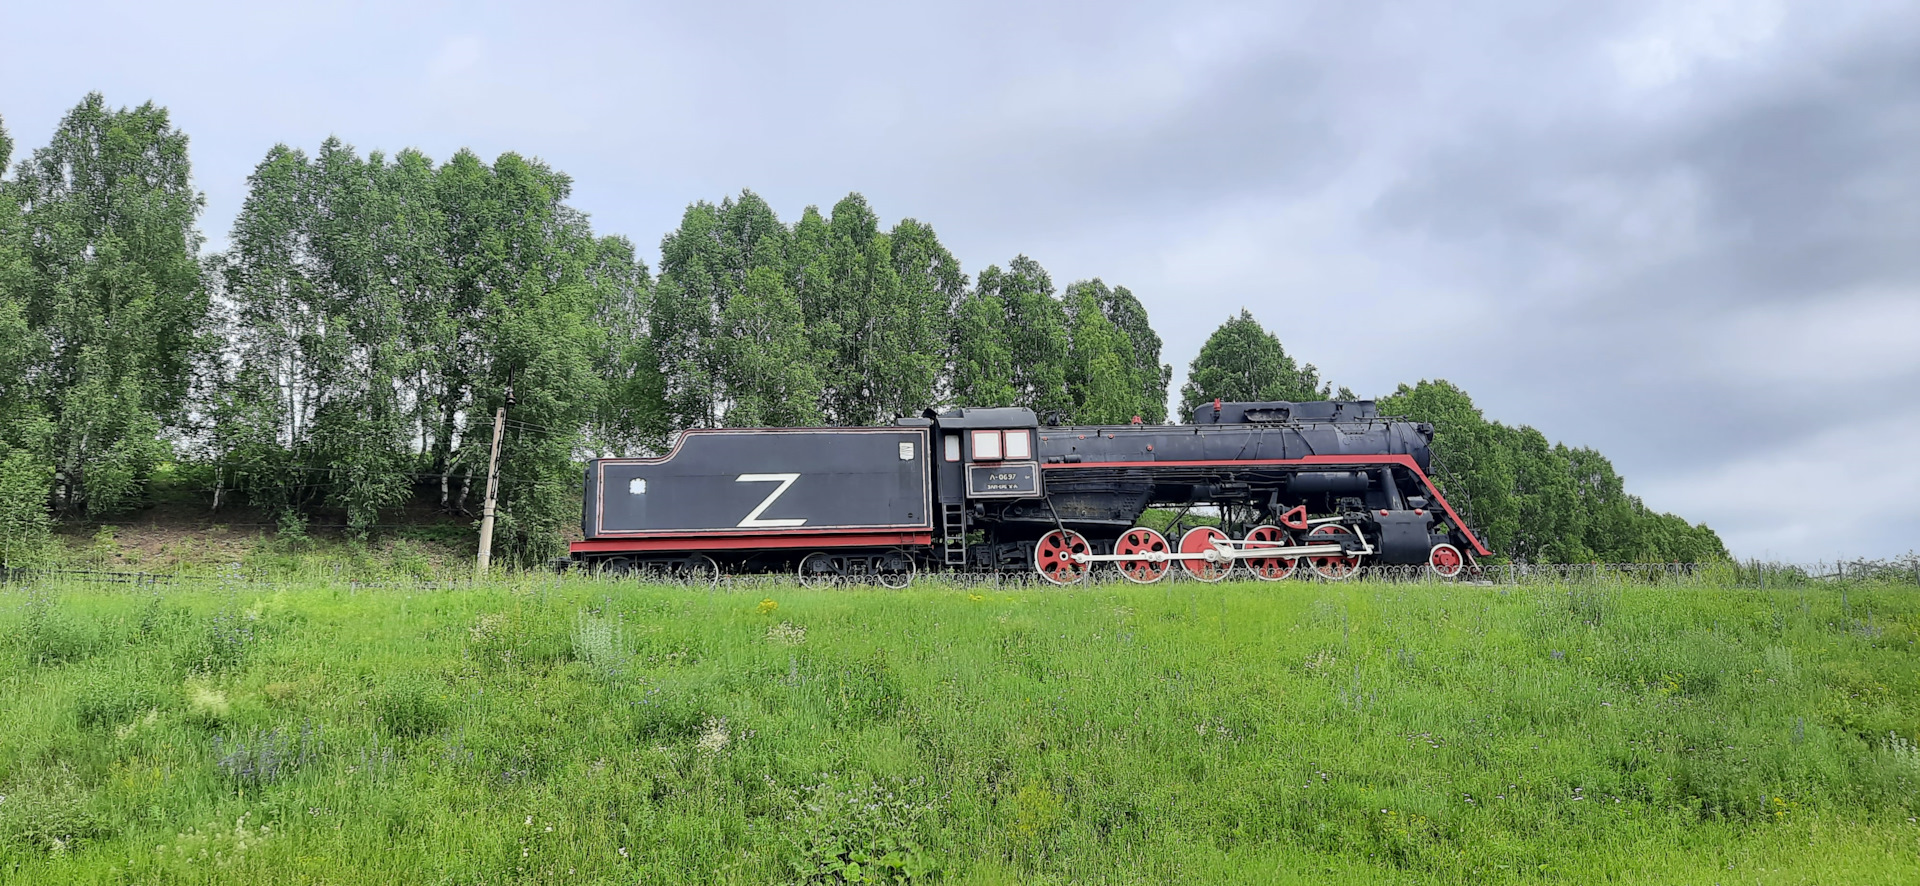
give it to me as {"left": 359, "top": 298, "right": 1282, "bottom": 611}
{"left": 369, "top": 676, "right": 450, "bottom": 738}
{"left": 0, "top": 114, "right": 54, "bottom": 564}
{"left": 1075, "top": 279, "right": 1171, "bottom": 423}
{"left": 948, "top": 289, "right": 1017, "bottom": 407}
{"left": 721, "top": 267, "right": 824, "bottom": 427}
{"left": 207, "top": 139, "right": 621, "bottom": 561}
{"left": 72, "top": 668, "right": 161, "bottom": 731}
{"left": 979, "top": 257, "right": 1071, "bottom": 417}
{"left": 0, "top": 448, "right": 53, "bottom": 566}
{"left": 653, "top": 193, "right": 787, "bottom": 431}
{"left": 15, "top": 589, "right": 100, "bottom": 666}
{"left": 628, "top": 676, "right": 712, "bottom": 742}
{"left": 1179, "top": 308, "right": 1327, "bottom": 420}
{"left": 783, "top": 777, "right": 943, "bottom": 884}
{"left": 7, "top": 94, "right": 209, "bottom": 518}
{"left": 1062, "top": 283, "right": 1139, "bottom": 423}
{"left": 0, "top": 763, "right": 112, "bottom": 855}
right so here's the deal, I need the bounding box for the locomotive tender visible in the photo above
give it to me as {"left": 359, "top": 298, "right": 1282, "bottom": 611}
{"left": 569, "top": 400, "right": 1491, "bottom": 585}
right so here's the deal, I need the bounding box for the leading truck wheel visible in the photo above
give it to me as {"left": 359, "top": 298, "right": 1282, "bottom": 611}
{"left": 1179, "top": 526, "right": 1233, "bottom": 582}
{"left": 1427, "top": 543, "right": 1464, "bottom": 578}
{"left": 1242, "top": 525, "right": 1299, "bottom": 581}
{"left": 1114, "top": 526, "right": 1171, "bottom": 584}
{"left": 1035, "top": 529, "right": 1091, "bottom": 585}
{"left": 1307, "top": 524, "right": 1362, "bottom": 581}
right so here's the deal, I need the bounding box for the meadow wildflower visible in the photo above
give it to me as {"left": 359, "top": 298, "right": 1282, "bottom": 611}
{"left": 757, "top": 598, "right": 778, "bottom": 615}
{"left": 697, "top": 717, "right": 731, "bottom": 755}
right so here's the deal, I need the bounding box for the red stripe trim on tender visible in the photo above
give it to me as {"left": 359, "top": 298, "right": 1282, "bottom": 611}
{"left": 571, "top": 532, "right": 933, "bottom": 555}
{"left": 1040, "top": 454, "right": 1492, "bottom": 557}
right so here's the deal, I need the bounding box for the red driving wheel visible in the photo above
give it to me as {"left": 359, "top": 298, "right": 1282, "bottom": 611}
{"left": 1307, "top": 524, "right": 1362, "bottom": 581}
{"left": 1428, "top": 542, "right": 1464, "bottom": 578}
{"left": 1242, "top": 524, "right": 1298, "bottom": 581}
{"left": 1179, "top": 526, "right": 1233, "bottom": 582}
{"left": 1114, "top": 526, "right": 1171, "bottom": 584}
{"left": 1034, "top": 529, "right": 1091, "bottom": 585}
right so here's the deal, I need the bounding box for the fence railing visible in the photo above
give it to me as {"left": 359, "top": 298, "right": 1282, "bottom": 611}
{"left": 5, "top": 557, "right": 1916, "bottom": 590}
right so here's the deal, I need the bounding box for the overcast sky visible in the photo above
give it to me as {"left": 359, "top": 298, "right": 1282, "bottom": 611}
{"left": 3, "top": 0, "right": 1915, "bottom": 562}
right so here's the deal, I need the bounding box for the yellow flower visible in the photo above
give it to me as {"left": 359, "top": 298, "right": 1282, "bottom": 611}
{"left": 757, "top": 598, "right": 778, "bottom": 615}
{"left": 968, "top": 593, "right": 984, "bottom": 602}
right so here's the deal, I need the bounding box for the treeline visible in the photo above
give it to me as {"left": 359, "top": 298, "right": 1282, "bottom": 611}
{"left": 0, "top": 94, "right": 1722, "bottom": 565}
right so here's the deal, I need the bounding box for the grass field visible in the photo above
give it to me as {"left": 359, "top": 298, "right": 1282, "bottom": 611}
{"left": 2, "top": 571, "right": 1917, "bottom": 884}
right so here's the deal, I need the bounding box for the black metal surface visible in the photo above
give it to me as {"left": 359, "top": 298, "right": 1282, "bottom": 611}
{"left": 1033, "top": 414, "right": 1433, "bottom": 472}
{"left": 585, "top": 428, "right": 931, "bottom": 537}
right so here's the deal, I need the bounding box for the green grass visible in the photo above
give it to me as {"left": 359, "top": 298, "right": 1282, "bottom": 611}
{"left": 2, "top": 573, "right": 1917, "bottom": 884}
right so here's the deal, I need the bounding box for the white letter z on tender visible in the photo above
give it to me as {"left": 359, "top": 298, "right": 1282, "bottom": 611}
{"left": 735, "top": 473, "right": 806, "bottom": 527}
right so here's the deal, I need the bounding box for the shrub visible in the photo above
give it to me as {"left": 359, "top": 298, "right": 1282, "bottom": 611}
{"left": 181, "top": 608, "right": 256, "bottom": 674}
{"left": 825, "top": 649, "right": 902, "bottom": 726}
{"left": 371, "top": 675, "right": 450, "bottom": 739}
{"left": 0, "top": 763, "right": 112, "bottom": 854}
{"left": 630, "top": 678, "right": 710, "bottom": 743}
{"left": 72, "top": 671, "right": 160, "bottom": 731}
{"left": 780, "top": 776, "right": 942, "bottom": 884}
{"left": 17, "top": 590, "right": 99, "bottom": 666}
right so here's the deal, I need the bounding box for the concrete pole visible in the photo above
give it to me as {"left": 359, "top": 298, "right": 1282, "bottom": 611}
{"left": 476, "top": 398, "right": 508, "bottom": 577}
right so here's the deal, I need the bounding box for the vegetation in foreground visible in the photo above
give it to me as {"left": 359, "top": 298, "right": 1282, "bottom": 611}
{"left": 2, "top": 572, "right": 1916, "bottom": 884}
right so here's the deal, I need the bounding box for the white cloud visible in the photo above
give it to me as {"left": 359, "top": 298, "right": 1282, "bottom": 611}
{"left": 1608, "top": 0, "right": 1787, "bottom": 90}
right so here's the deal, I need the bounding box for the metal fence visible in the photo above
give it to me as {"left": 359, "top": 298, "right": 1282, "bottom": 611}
{"left": 6, "top": 557, "right": 1916, "bottom": 591}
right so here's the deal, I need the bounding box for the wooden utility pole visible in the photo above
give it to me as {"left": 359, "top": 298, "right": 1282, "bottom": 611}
{"left": 476, "top": 386, "right": 512, "bottom": 576}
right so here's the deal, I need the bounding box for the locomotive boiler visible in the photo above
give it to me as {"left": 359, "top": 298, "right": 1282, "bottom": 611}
{"left": 567, "top": 400, "right": 1490, "bottom": 585}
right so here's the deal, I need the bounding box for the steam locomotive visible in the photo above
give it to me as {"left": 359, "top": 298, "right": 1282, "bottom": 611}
{"left": 568, "top": 400, "right": 1490, "bottom": 585}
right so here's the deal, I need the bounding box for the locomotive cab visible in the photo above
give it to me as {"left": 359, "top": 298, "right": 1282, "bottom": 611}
{"left": 923, "top": 407, "right": 1044, "bottom": 505}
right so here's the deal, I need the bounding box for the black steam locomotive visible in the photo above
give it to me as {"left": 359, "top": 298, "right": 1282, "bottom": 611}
{"left": 569, "top": 400, "right": 1490, "bottom": 585}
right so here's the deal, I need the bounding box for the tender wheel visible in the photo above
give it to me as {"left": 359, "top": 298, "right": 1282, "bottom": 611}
{"left": 876, "top": 549, "right": 916, "bottom": 589}
{"left": 1179, "top": 526, "right": 1233, "bottom": 582}
{"left": 600, "top": 556, "right": 635, "bottom": 577}
{"left": 1307, "top": 525, "right": 1361, "bottom": 581}
{"left": 1034, "top": 529, "right": 1091, "bottom": 585}
{"left": 673, "top": 553, "right": 721, "bottom": 588}
{"left": 1114, "top": 526, "right": 1171, "bottom": 584}
{"left": 797, "top": 552, "right": 841, "bottom": 588}
{"left": 1427, "top": 543, "right": 1464, "bottom": 578}
{"left": 1242, "top": 525, "right": 1298, "bottom": 581}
